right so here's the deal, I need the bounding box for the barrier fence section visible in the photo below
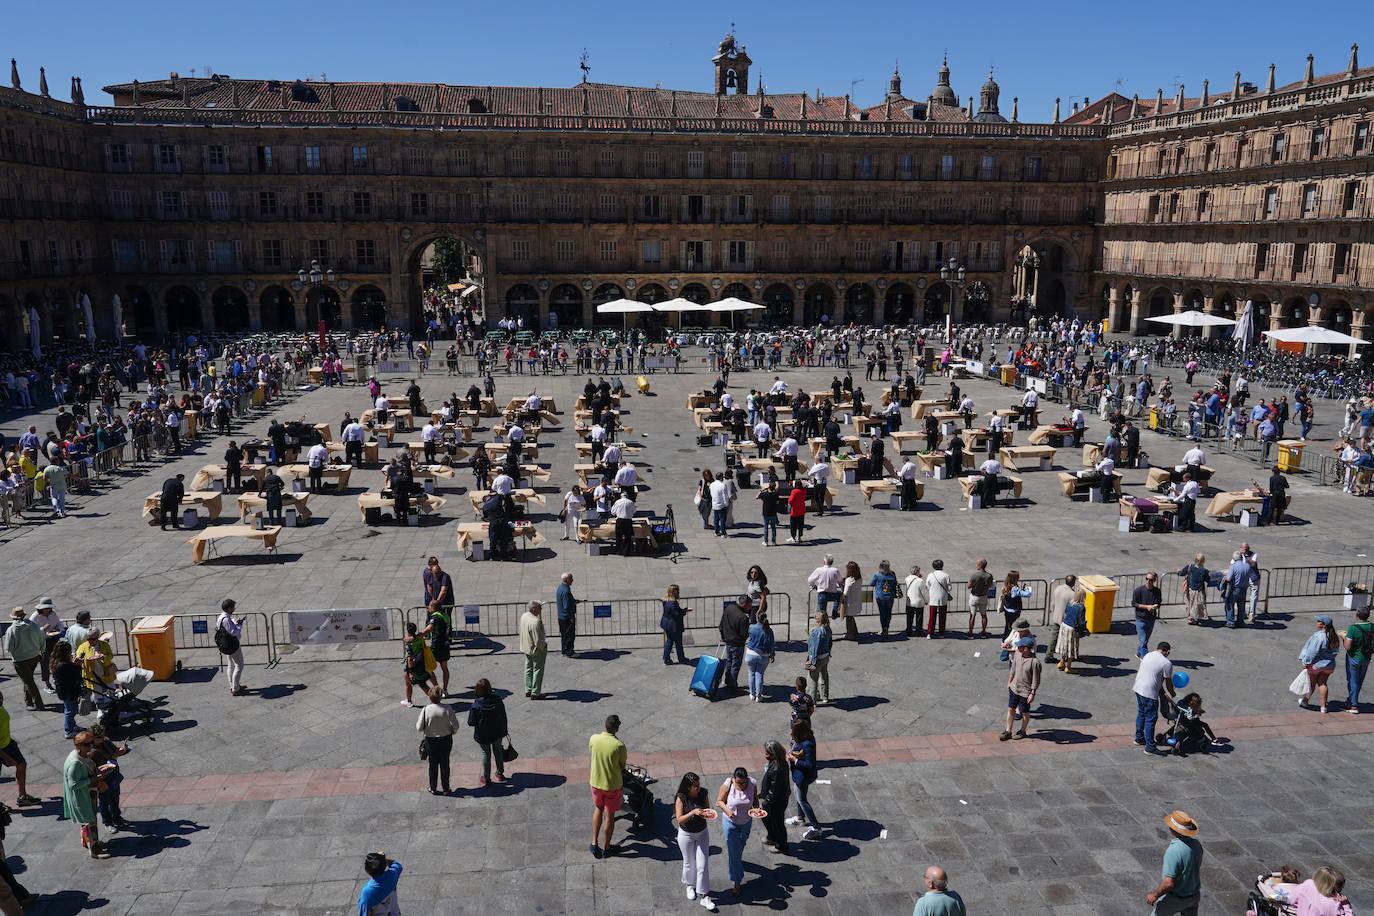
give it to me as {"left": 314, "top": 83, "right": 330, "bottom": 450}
{"left": 266, "top": 608, "right": 406, "bottom": 664}
{"left": 808, "top": 579, "right": 1052, "bottom": 629}
{"left": 406, "top": 592, "right": 794, "bottom": 644}
{"left": 1264, "top": 565, "right": 1374, "bottom": 614}
{"left": 0, "top": 617, "right": 131, "bottom": 666}
{"left": 159, "top": 611, "right": 273, "bottom": 666}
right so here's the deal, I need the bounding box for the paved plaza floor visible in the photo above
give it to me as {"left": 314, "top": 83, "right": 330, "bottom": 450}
{"left": 0, "top": 349, "right": 1371, "bottom": 913}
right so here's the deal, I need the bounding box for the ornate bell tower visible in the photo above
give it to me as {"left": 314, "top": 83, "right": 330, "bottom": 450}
{"left": 713, "top": 33, "right": 751, "bottom": 95}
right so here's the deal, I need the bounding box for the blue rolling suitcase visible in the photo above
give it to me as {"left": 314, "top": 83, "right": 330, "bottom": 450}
{"left": 689, "top": 648, "right": 725, "bottom": 700}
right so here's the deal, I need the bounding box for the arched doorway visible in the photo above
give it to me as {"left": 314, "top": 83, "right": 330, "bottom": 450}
{"left": 0, "top": 294, "right": 20, "bottom": 345}
{"left": 260, "top": 287, "right": 296, "bottom": 331}
{"left": 212, "top": 287, "right": 250, "bottom": 332}
{"left": 1330, "top": 300, "right": 1353, "bottom": 333}
{"left": 549, "top": 284, "right": 583, "bottom": 330}
{"left": 1146, "top": 287, "right": 1174, "bottom": 322}
{"left": 963, "top": 282, "right": 992, "bottom": 323}
{"left": 680, "top": 283, "right": 711, "bottom": 327}
{"left": 124, "top": 286, "right": 156, "bottom": 337}
{"left": 306, "top": 287, "right": 343, "bottom": 331}
{"left": 1281, "top": 297, "right": 1308, "bottom": 329}
{"left": 1213, "top": 291, "right": 1237, "bottom": 318}
{"left": 1016, "top": 240, "right": 1074, "bottom": 318}
{"left": 1250, "top": 295, "right": 1272, "bottom": 336}
{"left": 48, "top": 290, "right": 74, "bottom": 340}
{"left": 504, "top": 284, "right": 539, "bottom": 327}
{"left": 922, "top": 282, "right": 950, "bottom": 324}
{"left": 803, "top": 284, "right": 834, "bottom": 325}
{"left": 763, "top": 283, "right": 794, "bottom": 326}
{"left": 419, "top": 237, "right": 476, "bottom": 289}
{"left": 406, "top": 233, "right": 484, "bottom": 330}
{"left": 883, "top": 283, "right": 915, "bottom": 325}
{"left": 165, "top": 285, "right": 203, "bottom": 331}
{"left": 843, "top": 283, "right": 875, "bottom": 324}
{"left": 353, "top": 285, "right": 387, "bottom": 330}
{"left": 637, "top": 283, "right": 668, "bottom": 305}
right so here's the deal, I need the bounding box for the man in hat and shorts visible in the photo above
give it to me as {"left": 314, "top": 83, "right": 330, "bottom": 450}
{"left": 1146, "top": 810, "right": 1203, "bottom": 914}
{"left": 999, "top": 636, "right": 1040, "bottom": 741}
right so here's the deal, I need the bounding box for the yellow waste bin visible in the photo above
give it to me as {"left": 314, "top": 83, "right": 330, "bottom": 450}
{"left": 1148, "top": 407, "right": 1161, "bottom": 431}
{"left": 1276, "top": 439, "right": 1304, "bottom": 472}
{"left": 252, "top": 385, "right": 267, "bottom": 407}
{"left": 131, "top": 615, "right": 177, "bottom": 680}
{"left": 1078, "top": 575, "right": 1119, "bottom": 634}
{"left": 1000, "top": 365, "right": 1018, "bottom": 386}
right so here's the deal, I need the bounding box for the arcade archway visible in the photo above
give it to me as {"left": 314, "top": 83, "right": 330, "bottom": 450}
{"left": 212, "top": 287, "right": 250, "bottom": 332}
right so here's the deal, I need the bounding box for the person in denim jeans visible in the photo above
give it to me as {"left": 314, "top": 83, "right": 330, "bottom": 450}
{"left": 51, "top": 642, "right": 83, "bottom": 738}
{"left": 807, "top": 556, "right": 844, "bottom": 617}
{"left": 806, "top": 612, "right": 832, "bottom": 705}
{"left": 1133, "top": 642, "right": 1175, "bottom": 755}
{"left": 1223, "top": 552, "right": 1250, "bottom": 628}
{"left": 744, "top": 614, "right": 775, "bottom": 702}
{"left": 1343, "top": 608, "right": 1373, "bottom": 712}
{"left": 1132, "top": 574, "right": 1163, "bottom": 660}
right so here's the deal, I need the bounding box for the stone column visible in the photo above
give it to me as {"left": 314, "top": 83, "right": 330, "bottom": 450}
{"left": 1107, "top": 287, "right": 1126, "bottom": 333}
{"left": 1170, "top": 290, "right": 1185, "bottom": 339}
{"left": 1200, "top": 294, "right": 1218, "bottom": 340}
{"left": 1128, "top": 290, "right": 1144, "bottom": 336}
{"left": 247, "top": 298, "right": 263, "bottom": 332}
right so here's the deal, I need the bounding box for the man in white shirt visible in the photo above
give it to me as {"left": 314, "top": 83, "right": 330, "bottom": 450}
{"left": 753, "top": 420, "right": 772, "bottom": 458}
{"left": 1168, "top": 473, "right": 1200, "bottom": 531}
{"left": 1133, "top": 642, "right": 1175, "bottom": 754}
{"left": 923, "top": 560, "right": 953, "bottom": 638}
{"left": 978, "top": 456, "right": 1003, "bottom": 507}
{"left": 602, "top": 443, "right": 621, "bottom": 468}
{"left": 986, "top": 412, "right": 1006, "bottom": 457}
{"left": 898, "top": 457, "right": 919, "bottom": 511}
{"left": 342, "top": 420, "right": 367, "bottom": 467}
{"left": 1019, "top": 387, "right": 1039, "bottom": 427}
{"left": 1071, "top": 406, "right": 1086, "bottom": 446}
{"left": 775, "top": 436, "right": 800, "bottom": 480}
{"left": 768, "top": 377, "right": 788, "bottom": 397}
{"left": 491, "top": 471, "right": 515, "bottom": 495}
{"left": 507, "top": 424, "right": 525, "bottom": 449}
{"left": 959, "top": 395, "right": 976, "bottom": 429}
{"left": 306, "top": 441, "right": 329, "bottom": 493}
{"left": 720, "top": 391, "right": 735, "bottom": 411}
{"left": 610, "top": 491, "right": 637, "bottom": 554}
{"left": 807, "top": 556, "right": 844, "bottom": 616}
{"left": 375, "top": 394, "right": 391, "bottom": 424}
{"left": 806, "top": 458, "right": 831, "bottom": 515}
{"left": 589, "top": 423, "right": 608, "bottom": 464}
{"left": 420, "top": 422, "right": 442, "bottom": 464}
{"left": 1077, "top": 455, "right": 1116, "bottom": 500}
{"left": 524, "top": 392, "right": 542, "bottom": 415}
{"left": 1182, "top": 444, "right": 1206, "bottom": 469}
{"left": 708, "top": 474, "right": 730, "bottom": 537}
{"left": 612, "top": 462, "right": 638, "bottom": 494}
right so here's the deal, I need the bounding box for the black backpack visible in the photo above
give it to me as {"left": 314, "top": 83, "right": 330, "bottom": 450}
{"left": 214, "top": 620, "right": 240, "bottom": 655}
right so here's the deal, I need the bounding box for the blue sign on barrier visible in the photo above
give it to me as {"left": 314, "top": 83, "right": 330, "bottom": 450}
{"left": 463, "top": 604, "right": 480, "bottom": 624}
{"left": 191, "top": 620, "right": 208, "bottom": 634}
{"left": 1316, "top": 572, "right": 1329, "bottom": 584}
{"left": 593, "top": 604, "right": 611, "bottom": 619}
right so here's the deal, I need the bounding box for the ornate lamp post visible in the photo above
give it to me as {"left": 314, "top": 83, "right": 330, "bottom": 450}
{"left": 939, "top": 257, "right": 967, "bottom": 329}
{"left": 297, "top": 258, "right": 338, "bottom": 345}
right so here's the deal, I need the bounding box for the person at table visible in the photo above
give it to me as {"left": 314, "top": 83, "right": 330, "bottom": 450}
{"left": 613, "top": 461, "right": 639, "bottom": 500}
{"left": 1122, "top": 419, "right": 1141, "bottom": 469}
{"left": 405, "top": 379, "right": 423, "bottom": 417}
{"left": 945, "top": 431, "right": 965, "bottom": 478}
{"left": 471, "top": 445, "right": 492, "bottom": 492}
{"left": 1263, "top": 468, "right": 1289, "bottom": 525}
{"left": 1182, "top": 442, "right": 1206, "bottom": 471}
{"left": 1077, "top": 453, "right": 1116, "bottom": 501}
{"left": 823, "top": 416, "right": 843, "bottom": 457}
{"left": 265, "top": 418, "right": 287, "bottom": 466}
{"left": 465, "top": 384, "right": 482, "bottom": 413}
{"left": 158, "top": 473, "right": 185, "bottom": 530}
{"left": 483, "top": 493, "right": 518, "bottom": 560}
{"left": 342, "top": 418, "right": 367, "bottom": 467}
{"left": 305, "top": 440, "right": 328, "bottom": 493}
{"left": 1019, "top": 387, "right": 1039, "bottom": 428}
{"left": 924, "top": 412, "right": 940, "bottom": 453}
{"left": 986, "top": 413, "right": 1005, "bottom": 459}
{"left": 882, "top": 398, "right": 903, "bottom": 435}
{"left": 589, "top": 422, "right": 608, "bottom": 464}
{"left": 602, "top": 443, "right": 622, "bottom": 470}
{"left": 752, "top": 418, "right": 772, "bottom": 459}
{"left": 421, "top": 421, "right": 441, "bottom": 464}
{"left": 222, "top": 440, "right": 244, "bottom": 493}
{"left": 806, "top": 455, "right": 830, "bottom": 516}
{"left": 1102, "top": 428, "right": 1122, "bottom": 465}
{"left": 374, "top": 392, "right": 391, "bottom": 425}
{"left": 978, "top": 456, "right": 1003, "bottom": 508}
{"left": 775, "top": 435, "right": 800, "bottom": 481}
{"left": 611, "top": 489, "right": 637, "bottom": 555}
{"left": 490, "top": 465, "right": 516, "bottom": 496}
{"left": 602, "top": 409, "right": 621, "bottom": 442}
{"left": 899, "top": 457, "right": 920, "bottom": 511}
{"left": 1168, "top": 472, "right": 1200, "bottom": 532}
{"left": 258, "top": 467, "right": 286, "bottom": 524}
{"left": 1070, "top": 406, "right": 1086, "bottom": 447}
{"left": 959, "top": 395, "right": 975, "bottom": 430}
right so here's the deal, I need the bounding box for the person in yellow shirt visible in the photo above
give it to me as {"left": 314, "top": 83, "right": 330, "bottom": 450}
{"left": 588, "top": 714, "right": 627, "bottom": 859}
{"left": 75, "top": 631, "right": 117, "bottom": 691}
{"left": 19, "top": 450, "right": 45, "bottom": 498}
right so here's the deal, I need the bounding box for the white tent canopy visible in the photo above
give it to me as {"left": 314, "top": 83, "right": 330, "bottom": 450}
{"left": 1144, "top": 309, "right": 1236, "bottom": 328}
{"left": 1262, "top": 326, "right": 1369, "bottom": 346}
{"left": 594, "top": 298, "right": 654, "bottom": 314}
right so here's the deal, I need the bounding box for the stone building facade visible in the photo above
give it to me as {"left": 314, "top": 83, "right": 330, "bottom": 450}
{"left": 2, "top": 40, "right": 1373, "bottom": 346}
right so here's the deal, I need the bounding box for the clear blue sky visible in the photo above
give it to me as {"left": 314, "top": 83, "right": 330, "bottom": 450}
{"left": 8, "top": 0, "right": 1371, "bottom": 119}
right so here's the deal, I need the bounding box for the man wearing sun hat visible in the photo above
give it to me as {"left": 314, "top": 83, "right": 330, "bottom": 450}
{"left": 2, "top": 608, "right": 46, "bottom": 711}
{"left": 1146, "top": 810, "right": 1203, "bottom": 914}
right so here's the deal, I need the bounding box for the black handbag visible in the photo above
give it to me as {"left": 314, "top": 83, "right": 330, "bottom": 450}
{"left": 501, "top": 735, "right": 519, "bottom": 763}
{"left": 418, "top": 739, "right": 428, "bottom": 761}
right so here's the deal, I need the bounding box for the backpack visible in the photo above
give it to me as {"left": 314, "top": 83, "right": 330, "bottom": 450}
{"left": 214, "top": 620, "right": 240, "bottom": 655}
{"left": 1354, "top": 622, "right": 1374, "bottom": 658}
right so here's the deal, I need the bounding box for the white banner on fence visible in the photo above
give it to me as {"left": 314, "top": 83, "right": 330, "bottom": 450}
{"left": 1027, "top": 377, "right": 1048, "bottom": 394}
{"left": 376, "top": 359, "right": 414, "bottom": 375}
{"left": 966, "top": 360, "right": 985, "bottom": 377}
{"left": 283, "top": 608, "right": 391, "bottom": 645}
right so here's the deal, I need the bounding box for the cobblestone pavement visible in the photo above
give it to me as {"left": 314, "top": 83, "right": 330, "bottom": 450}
{"left": 0, "top": 351, "right": 1371, "bottom": 913}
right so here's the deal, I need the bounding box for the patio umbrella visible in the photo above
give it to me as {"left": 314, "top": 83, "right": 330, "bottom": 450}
{"left": 1143, "top": 310, "right": 1237, "bottom": 328}
{"left": 28, "top": 307, "right": 41, "bottom": 359}
{"left": 652, "top": 297, "right": 709, "bottom": 331}
{"left": 1233, "top": 300, "right": 1255, "bottom": 352}
{"left": 111, "top": 293, "right": 123, "bottom": 339}
{"left": 1262, "top": 326, "right": 1369, "bottom": 346}
{"left": 595, "top": 298, "right": 654, "bottom": 336}
{"left": 82, "top": 293, "right": 96, "bottom": 343}
{"left": 709, "top": 297, "right": 762, "bottom": 331}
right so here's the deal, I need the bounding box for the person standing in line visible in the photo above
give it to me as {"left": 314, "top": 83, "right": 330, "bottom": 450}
{"left": 1045, "top": 574, "right": 1077, "bottom": 664}
{"left": 518, "top": 601, "right": 548, "bottom": 700}
{"left": 716, "top": 767, "right": 758, "bottom": 899}
{"left": 31, "top": 597, "right": 63, "bottom": 694}
{"left": 356, "top": 852, "right": 402, "bottom": 916}
{"left": 1145, "top": 811, "right": 1204, "bottom": 915}
{"left": 807, "top": 555, "right": 843, "bottom": 618}
{"left": 1176, "top": 556, "right": 1210, "bottom": 626}
{"left": 415, "top": 685, "right": 459, "bottom": 795}
{"left": 840, "top": 561, "right": 863, "bottom": 633}
{"left": 1134, "top": 642, "right": 1176, "bottom": 756}
{"left": 3, "top": 610, "right": 45, "bottom": 711}
{"left": 1222, "top": 551, "right": 1251, "bottom": 629}
{"left": 62, "top": 731, "right": 111, "bottom": 858}
{"left": 1132, "top": 572, "right": 1164, "bottom": 660}
{"left": 1297, "top": 616, "right": 1340, "bottom": 714}
{"left": 785, "top": 718, "right": 822, "bottom": 840}
{"left": 912, "top": 865, "right": 966, "bottom": 915}
{"left": 673, "top": 772, "right": 717, "bottom": 911}
{"left": 1343, "top": 607, "right": 1373, "bottom": 713}
{"left": 588, "top": 715, "right": 627, "bottom": 860}
{"left": 217, "top": 599, "right": 248, "bottom": 697}
{"left": 966, "top": 559, "right": 994, "bottom": 638}
{"left": 744, "top": 611, "right": 775, "bottom": 702}
{"left": 467, "top": 678, "right": 508, "bottom": 787}
{"left": 998, "top": 571, "right": 1033, "bottom": 660}
{"left": 786, "top": 481, "right": 808, "bottom": 543}
{"left": 806, "top": 612, "right": 832, "bottom": 706}
{"left": 555, "top": 572, "right": 579, "bottom": 658}
{"left": 42, "top": 454, "right": 69, "bottom": 518}
{"left": 660, "top": 585, "right": 691, "bottom": 666}
{"left": 708, "top": 471, "right": 731, "bottom": 538}
{"left": 758, "top": 741, "right": 791, "bottom": 855}
{"left": 756, "top": 479, "right": 780, "bottom": 546}
{"left": 718, "top": 596, "right": 752, "bottom": 693}
{"left": 999, "top": 636, "right": 1041, "bottom": 741}
{"left": 870, "top": 560, "right": 899, "bottom": 639}
{"left": 51, "top": 642, "right": 83, "bottom": 738}
{"left": 418, "top": 600, "right": 452, "bottom": 697}
{"left": 1055, "top": 589, "right": 1087, "bottom": 674}
{"left": 903, "top": 565, "right": 927, "bottom": 638}
{"left": 924, "top": 560, "right": 953, "bottom": 639}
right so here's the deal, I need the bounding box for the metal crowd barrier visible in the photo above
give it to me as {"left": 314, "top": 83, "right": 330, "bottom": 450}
{"left": 157, "top": 611, "right": 274, "bottom": 666}
{"left": 0, "top": 617, "right": 131, "bottom": 666}
{"left": 267, "top": 608, "right": 406, "bottom": 664}
{"left": 1263, "top": 565, "right": 1374, "bottom": 615}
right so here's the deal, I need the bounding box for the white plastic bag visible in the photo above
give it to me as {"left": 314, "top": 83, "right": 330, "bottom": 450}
{"left": 1288, "top": 669, "right": 1311, "bottom": 697}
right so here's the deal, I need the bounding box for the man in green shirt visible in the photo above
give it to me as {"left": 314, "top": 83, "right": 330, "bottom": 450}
{"left": 1344, "top": 607, "right": 1373, "bottom": 712}
{"left": 912, "top": 865, "right": 966, "bottom": 915}
{"left": 3, "top": 608, "right": 46, "bottom": 710}
{"left": 588, "top": 714, "right": 627, "bottom": 860}
{"left": 1146, "top": 810, "right": 1203, "bottom": 915}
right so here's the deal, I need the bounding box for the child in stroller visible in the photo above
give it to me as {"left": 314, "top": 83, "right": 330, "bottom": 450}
{"left": 620, "top": 763, "right": 655, "bottom": 828}
{"left": 1158, "top": 692, "right": 1223, "bottom": 756}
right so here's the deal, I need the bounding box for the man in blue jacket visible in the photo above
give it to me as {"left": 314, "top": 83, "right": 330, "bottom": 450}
{"left": 357, "top": 852, "right": 401, "bottom": 916}
{"left": 556, "top": 572, "right": 579, "bottom": 658}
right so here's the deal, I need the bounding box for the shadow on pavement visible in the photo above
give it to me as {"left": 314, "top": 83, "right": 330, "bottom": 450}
{"left": 573, "top": 648, "right": 630, "bottom": 662}
{"left": 22, "top": 890, "right": 108, "bottom": 914}
{"left": 1028, "top": 727, "right": 1096, "bottom": 745}
{"left": 115, "top": 816, "right": 208, "bottom": 858}
{"left": 827, "top": 695, "right": 888, "bottom": 712}
{"left": 541, "top": 689, "right": 611, "bottom": 703}
{"left": 254, "top": 683, "right": 308, "bottom": 700}
{"left": 1032, "top": 703, "right": 1092, "bottom": 721}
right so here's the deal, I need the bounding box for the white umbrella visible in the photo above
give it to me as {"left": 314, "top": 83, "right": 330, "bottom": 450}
{"left": 28, "top": 307, "right": 41, "bottom": 359}
{"left": 1233, "top": 300, "right": 1255, "bottom": 352}
{"left": 594, "top": 298, "right": 654, "bottom": 315}
{"left": 651, "top": 297, "right": 708, "bottom": 313}
{"left": 1144, "top": 310, "right": 1236, "bottom": 328}
{"left": 709, "top": 297, "right": 762, "bottom": 313}
{"left": 1262, "top": 326, "right": 1369, "bottom": 346}
{"left": 82, "top": 294, "right": 96, "bottom": 343}
{"left": 111, "top": 293, "right": 123, "bottom": 339}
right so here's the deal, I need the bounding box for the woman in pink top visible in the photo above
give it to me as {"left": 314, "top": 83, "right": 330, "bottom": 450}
{"left": 1291, "top": 865, "right": 1353, "bottom": 916}
{"left": 715, "top": 767, "right": 758, "bottom": 898}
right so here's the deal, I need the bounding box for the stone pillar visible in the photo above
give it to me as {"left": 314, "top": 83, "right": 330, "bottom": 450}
{"left": 1170, "top": 290, "right": 1185, "bottom": 339}
{"left": 248, "top": 298, "right": 263, "bottom": 332}
{"left": 1128, "top": 291, "right": 1144, "bottom": 336}
{"left": 1200, "top": 294, "right": 1218, "bottom": 340}
{"left": 1107, "top": 287, "right": 1126, "bottom": 333}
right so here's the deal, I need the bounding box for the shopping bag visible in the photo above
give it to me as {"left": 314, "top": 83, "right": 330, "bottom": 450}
{"left": 1288, "top": 669, "right": 1311, "bottom": 697}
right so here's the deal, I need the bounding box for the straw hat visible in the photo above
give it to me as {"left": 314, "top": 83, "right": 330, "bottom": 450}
{"left": 8, "top": 607, "right": 25, "bottom": 620}
{"left": 1163, "top": 810, "right": 1200, "bottom": 837}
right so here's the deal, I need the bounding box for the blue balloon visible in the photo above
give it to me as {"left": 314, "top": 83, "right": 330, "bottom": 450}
{"left": 1171, "top": 671, "right": 1190, "bottom": 689}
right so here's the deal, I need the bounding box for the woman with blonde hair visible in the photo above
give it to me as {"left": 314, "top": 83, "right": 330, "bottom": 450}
{"left": 1290, "top": 864, "right": 1352, "bottom": 915}
{"left": 1055, "top": 588, "right": 1087, "bottom": 673}
{"left": 840, "top": 561, "right": 862, "bottom": 628}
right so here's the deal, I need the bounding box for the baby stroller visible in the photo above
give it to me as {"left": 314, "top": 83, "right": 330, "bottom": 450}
{"left": 87, "top": 668, "right": 157, "bottom": 740}
{"left": 1247, "top": 868, "right": 1305, "bottom": 915}
{"left": 620, "top": 763, "right": 656, "bottom": 829}
{"left": 1156, "top": 693, "right": 1218, "bottom": 756}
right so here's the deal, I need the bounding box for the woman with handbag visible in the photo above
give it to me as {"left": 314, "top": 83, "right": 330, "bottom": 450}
{"left": 673, "top": 772, "right": 716, "bottom": 910}
{"left": 1298, "top": 616, "right": 1340, "bottom": 714}
{"left": 660, "top": 585, "right": 691, "bottom": 666}
{"left": 785, "top": 719, "right": 822, "bottom": 841}
{"left": 1055, "top": 589, "right": 1087, "bottom": 674}
{"left": 840, "top": 561, "right": 863, "bottom": 628}
{"left": 758, "top": 740, "right": 791, "bottom": 854}
{"left": 1177, "top": 554, "right": 1210, "bottom": 625}
{"left": 401, "top": 622, "right": 436, "bottom": 707}
{"left": 416, "top": 686, "right": 459, "bottom": 795}
{"left": 62, "top": 731, "right": 110, "bottom": 859}
{"left": 806, "top": 612, "right": 832, "bottom": 706}
{"left": 467, "top": 678, "right": 509, "bottom": 787}
{"left": 695, "top": 471, "right": 714, "bottom": 530}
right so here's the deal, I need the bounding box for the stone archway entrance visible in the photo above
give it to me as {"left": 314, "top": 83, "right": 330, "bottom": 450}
{"left": 406, "top": 233, "right": 485, "bottom": 330}
{"left": 353, "top": 285, "right": 387, "bottom": 331}
{"left": 165, "top": 286, "right": 203, "bottom": 331}
{"left": 213, "top": 287, "right": 250, "bottom": 332}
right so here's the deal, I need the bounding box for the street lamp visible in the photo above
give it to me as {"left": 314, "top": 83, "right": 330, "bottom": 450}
{"left": 297, "top": 259, "right": 339, "bottom": 342}
{"left": 939, "top": 257, "right": 967, "bottom": 325}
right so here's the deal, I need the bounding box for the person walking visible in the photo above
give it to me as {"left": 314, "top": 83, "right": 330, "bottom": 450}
{"left": 561, "top": 484, "right": 585, "bottom": 541}
{"left": 418, "top": 600, "right": 452, "bottom": 697}
{"left": 1000, "top": 635, "right": 1041, "bottom": 740}
{"left": 216, "top": 599, "right": 248, "bottom": 697}
{"left": 1131, "top": 572, "right": 1164, "bottom": 660}
{"left": 88, "top": 724, "right": 131, "bottom": 833}
{"left": 1055, "top": 588, "right": 1087, "bottom": 674}
{"left": 924, "top": 560, "right": 953, "bottom": 639}
{"left": 718, "top": 596, "right": 752, "bottom": 692}
{"left": 467, "top": 678, "right": 508, "bottom": 787}
{"left": 1177, "top": 556, "right": 1210, "bottom": 626}
{"left": 913, "top": 866, "right": 967, "bottom": 915}
{"left": 709, "top": 472, "right": 731, "bottom": 538}
{"left": 660, "top": 585, "right": 691, "bottom": 665}
{"left": 1045, "top": 574, "right": 1077, "bottom": 664}
{"left": 673, "top": 772, "right": 717, "bottom": 910}
{"left": 62, "top": 731, "right": 109, "bottom": 858}
{"left": 1134, "top": 642, "right": 1176, "bottom": 756}
{"left": 786, "top": 482, "right": 807, "bottom": 543}
{"left": 716, "top": 767, "right": 758, "bottom": 898}
{"left": 357, "top": 852, "right": 403, "bottom": 916}
{"left": 998, "top": 572, "right": 1033, "bottom": 661}
{"left": 0, "top": 692, "right": 37, "bottom": 808}
{"left": 744, "top": 612, "right": 775, "bottom": 702}
{"left": 758, "top": 741, "right": 791, "bottom": 855}
{"left": 1297, "top": 616, "right": 1340, "bottom": 714}
{"left": 1145, "top": 811, "right": 1204, "bottom": 915}
{"left": 556, "top": 572, "right": 579, "bottom": 658}
{"left": 756, "top": 479, "right": 780, "bottom": 546}
{"left": 518, "top": 601, "right": 548, "bottom": 700}
{"left": 695, "top": 471, "right": 714, "bottom": 530}
{"left": 415, "top": 685, "right": 459, "bottom": 795}
{"left": 785, "top": 719, "right": 822, "bottom": 840}
{"left": 30, "top": 597, "right": 63, "bottom": 694}
{"left": 3, "top": 609, "right": 45, "bottom": 711}
{"left": 51, "top": 642, "right": 83, "bottom": 738}
{"left": 1343, "top": 607, "right": 1373, "bottom": 713}
{"left": 588, "top": 715, "right": 627, "bottom": 859}
{"left": 806, "top": 612, "right": 832, "bottom": 706}
{"left": 401, "top": 623, "right": 436, "bottom": 707}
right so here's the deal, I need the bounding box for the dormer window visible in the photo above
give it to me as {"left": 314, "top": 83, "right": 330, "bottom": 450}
{"left": 467, "top": 98, "right": 486, "bottom": 113}
{"left": 290, "top": 81, "right": 319, "bottom": 103}
{"left": 393, "top": 96, "right": 419, "bottom": 112}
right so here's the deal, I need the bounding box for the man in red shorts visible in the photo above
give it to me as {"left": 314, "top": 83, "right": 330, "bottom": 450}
{"left": 588, "top": 714, "right": 627, "bottom": 859}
